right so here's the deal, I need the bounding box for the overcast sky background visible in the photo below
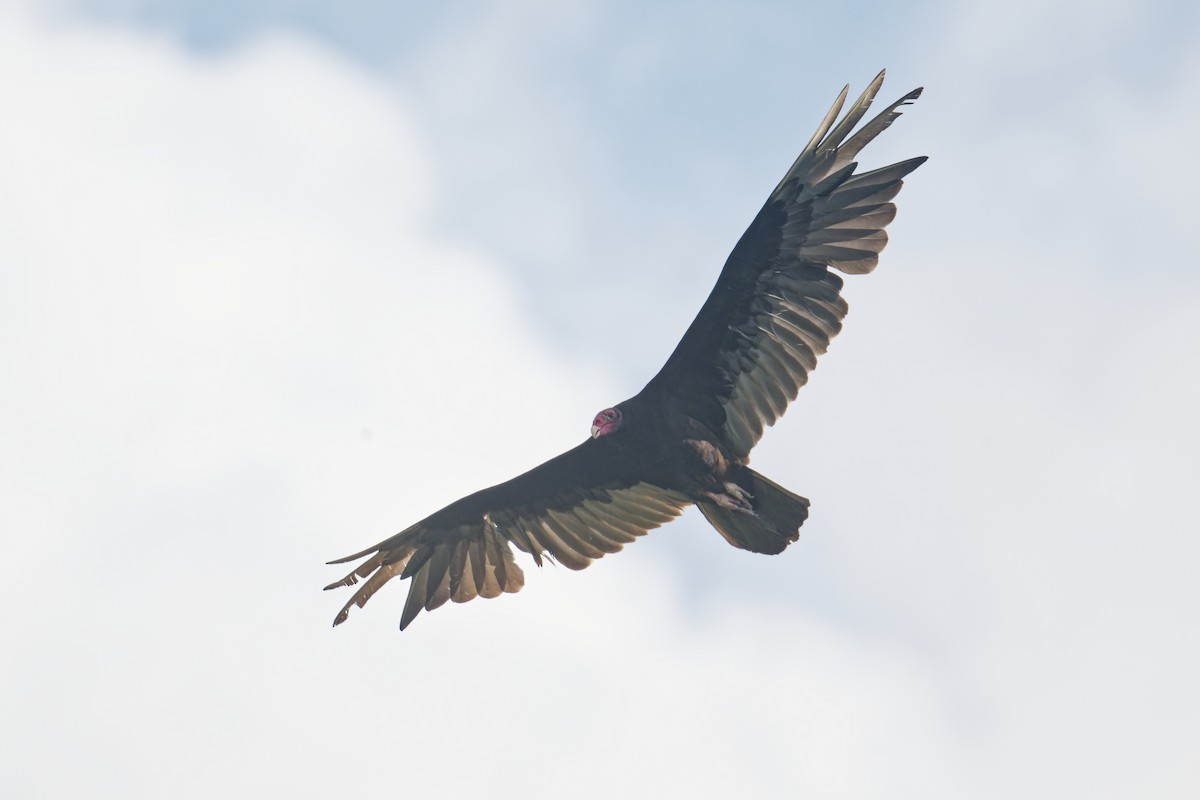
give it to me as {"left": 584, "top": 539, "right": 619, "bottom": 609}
{"left": 2, "top": 0, "right": 1198, "bottom": 797}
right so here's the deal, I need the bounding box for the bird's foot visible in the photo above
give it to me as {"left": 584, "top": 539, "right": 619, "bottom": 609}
{"left": 705, "top": 483, "right": 755, "bottom": 514}
{"left": 724, "top": 482, "right": 753, "bottom": 504}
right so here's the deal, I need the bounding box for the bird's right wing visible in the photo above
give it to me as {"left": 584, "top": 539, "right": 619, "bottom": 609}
{"left": 641, "top": 71, "right": 926, "bottom": 458}
{"left": 325, "top": 438, "right": 689, "bottom": 630}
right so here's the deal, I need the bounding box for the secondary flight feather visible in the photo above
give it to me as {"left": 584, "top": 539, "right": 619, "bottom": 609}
{"left": 326, "top": 70, "right": 926, "bottom": 631}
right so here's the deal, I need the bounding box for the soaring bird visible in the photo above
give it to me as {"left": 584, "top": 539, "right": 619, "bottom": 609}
{"left": 326, "top": 71, "right": 926, "bottom": 631}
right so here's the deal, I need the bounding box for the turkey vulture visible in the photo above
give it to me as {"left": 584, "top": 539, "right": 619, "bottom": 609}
{"left": 326, "top": 70, "right": 926, "bottom": 630}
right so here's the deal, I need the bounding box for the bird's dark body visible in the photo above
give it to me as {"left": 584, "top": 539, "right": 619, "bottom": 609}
{"left": 326, "top": 71, "right": 926, "bottom": 630}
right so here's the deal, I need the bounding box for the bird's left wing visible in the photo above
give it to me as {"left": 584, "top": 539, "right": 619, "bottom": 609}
{"left": 641, "top": 71, "right": 926, "bottom": 458}
{"left": 325, "top": 439, "right": 689, "bottom": 630}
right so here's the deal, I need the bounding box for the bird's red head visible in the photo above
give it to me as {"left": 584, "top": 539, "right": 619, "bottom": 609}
{"left": 591, "top": 407, "right": 623, "bottom": 439}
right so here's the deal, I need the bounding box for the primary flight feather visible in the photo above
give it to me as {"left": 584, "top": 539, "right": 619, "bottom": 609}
{"left": 326, "top": 70, "right": 926, "bottom": 631}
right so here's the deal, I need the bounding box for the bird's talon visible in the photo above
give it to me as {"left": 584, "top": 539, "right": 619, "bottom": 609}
{"left": 705, "top": 489, "right": 755, "bottom": 513}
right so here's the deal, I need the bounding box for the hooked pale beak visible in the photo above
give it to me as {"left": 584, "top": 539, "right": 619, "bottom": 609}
{"left": 591, "top": 408, "right": 622, "bottom": 439}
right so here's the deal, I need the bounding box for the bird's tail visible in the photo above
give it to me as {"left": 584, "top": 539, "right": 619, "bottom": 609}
{"left": 697, "top": 468, "right": 809, "bottom": 555}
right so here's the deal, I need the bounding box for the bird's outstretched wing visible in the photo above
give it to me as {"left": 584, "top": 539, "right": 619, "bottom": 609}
{"left": 641, "top": 70, "right": 926, "bottom": 458}
{"left": 325, "top": 438, "right": 688, "bottom": 630}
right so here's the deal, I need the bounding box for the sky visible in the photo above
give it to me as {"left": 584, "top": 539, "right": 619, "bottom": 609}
{"left": 1, "top": 0, "right": 1198, "bottom": 797}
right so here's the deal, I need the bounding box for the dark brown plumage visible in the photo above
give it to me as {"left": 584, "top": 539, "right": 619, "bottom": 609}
{"left": 326, "top": 70, "right": 926, "bottom": 631}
